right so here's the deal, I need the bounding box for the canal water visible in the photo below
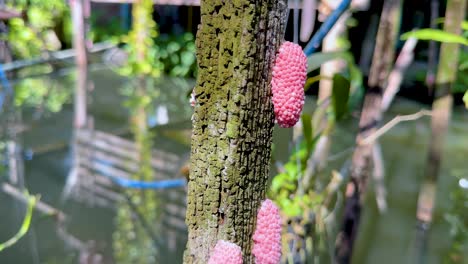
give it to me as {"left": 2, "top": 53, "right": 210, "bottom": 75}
{"left": 0, "top": 64, "right": 466, "bottom": 263}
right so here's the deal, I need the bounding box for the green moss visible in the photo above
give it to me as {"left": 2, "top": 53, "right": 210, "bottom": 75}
{"left": 226, "top": 122, "right": 239, "bottom": 138}
{"left": 184, "top": 1, "right": 288, "bottom": 263}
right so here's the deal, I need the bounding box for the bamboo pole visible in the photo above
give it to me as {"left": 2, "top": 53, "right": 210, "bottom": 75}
{"left": 336, "top": 0, "right": 402, "bottom": 262}
{"left": 419, "top": 0, "right": 466, "bottom": 224}
{"left": 351, "top": 0, "right": 402, "bottom": 204}
{"left": 425, "top": 0, "right": 440, "bottom": 94}
{"left": 415, "top": 0, "right": 467, "bottom": 262}
{"left": 76, "top": 129, "right": 179, "bottom": 171}
{"left": 381, "top": 37, "right": 418, "bottom": 111}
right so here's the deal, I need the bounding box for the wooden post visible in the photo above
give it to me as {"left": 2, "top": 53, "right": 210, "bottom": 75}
{"left": 71, "top": 0, "right": 88, "bottom": 129}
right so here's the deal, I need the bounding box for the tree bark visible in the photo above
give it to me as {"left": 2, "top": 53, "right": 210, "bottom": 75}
{"left": 351, "top": 0, "right": 401, "bottom": 195}
{"left": 419, "top": 0, "right": 466, "bottom": 212}
{"left": 415, "top": 1, "right": 466, "bottom": 260}
{"left": 184, "top": 1, "right": 288, "bottom": 263}
{"left": 425, "top": 0, "right": 439, "bottom": 94}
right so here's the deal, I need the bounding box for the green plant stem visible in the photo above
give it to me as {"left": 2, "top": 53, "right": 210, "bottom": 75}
{"left": 0, "top": 193, "right": 37, "bottom": 252}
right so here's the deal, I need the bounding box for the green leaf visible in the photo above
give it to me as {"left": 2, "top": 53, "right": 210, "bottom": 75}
{"left": 271, "top": 173, "right": 289, "bottom": 193}
{"left": 348, "top": 63, "right": 363, "bottom": 92}
{"left": 463, "top": 91, "right": 468, "bottom": 109}
{"left": 332, "top": 74, "right": 350, "bottom": 121}
{"left": 284, "top": 162, "right": 299, "bottom": 178}
{"left": 434, "top": 18, "right": 468, "bottom": 31}
{"left": 459, "top": 60, "right": 468, "bottom": 71}
{"left": 401, "top": 29, "right": 468, "bottom": 46}
{"left": 0, "top": 193, "right": 36, "bottom": 252}
{"left": 281, "top": 199, "right": 302, "bottom": 217}
{"left": 462, "top": 21, "right": 468, "bottom": 31}
{"left": 348, "top": 85, "right": 365, "bottom": 112}
{"left": 301, "top": 114, "right": 313, "bottom": 154}
{"left": 304, "top": 75, "right": 327, "bottom": 92}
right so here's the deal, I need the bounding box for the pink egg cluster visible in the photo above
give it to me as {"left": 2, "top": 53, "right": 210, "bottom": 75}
{"left": 252, "top": 199, "right": 282, "bottom": 264}
{"left": 271, "top": 41, "right": 307, "bottom": 128}
{"left": 208, "top": 240, "right": 243, "bottom": 264}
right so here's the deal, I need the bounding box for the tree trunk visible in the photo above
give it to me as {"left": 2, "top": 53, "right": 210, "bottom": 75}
{"left": 419, "top": 0, "right": 466, "bottom": 218}
{"left": 351, "top": 0, "right": 401, "bottom": 194}
{"left": 184, "top": 1, "right": 288, "bottom": 263}
{"left": 336, "top": 0, "right": 402, "bottom": 262}
{"left": 415, "top": 0, "right": 466, "bottom": 261}
{"left": 425, "top": 0, "right": 439, "bottom": 94}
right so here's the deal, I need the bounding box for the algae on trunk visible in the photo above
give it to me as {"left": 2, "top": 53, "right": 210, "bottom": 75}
{"left": 184, "top": 1, "right": 288, "bottom": 263}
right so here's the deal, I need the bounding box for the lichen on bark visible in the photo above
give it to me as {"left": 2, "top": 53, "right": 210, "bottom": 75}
{"left": 184, "top": 1, "right": 288, "bottom": 263}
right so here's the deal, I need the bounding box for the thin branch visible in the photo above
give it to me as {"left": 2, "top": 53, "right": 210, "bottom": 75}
{"left": 1, "top": 42, "right": 114, "bottom": 72}
{"left": 327, "top": 146, "right": 355, "bottom": 162}
{"left": 2, "top": 183, "right": 66, "bottom": 222}
{"left": 425, "top": 0, "right": 440, "bottom": 93}
{"left": 0, "top": 193, "right": 36, "bottom": 252}
{"left": 358, "top": 110, "right": 432, "bottom": 146}
{"left": 381, "top": 37, "right": 418, "bottom": 111}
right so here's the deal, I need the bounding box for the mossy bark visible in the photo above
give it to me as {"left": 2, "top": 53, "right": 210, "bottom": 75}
{"left": 417, "top": 0, "right": 466, "bottom": 231}
{"left": 184, "top": 1, "right": 288, "bottom": 263}
{"left": 414, "top": 1, "right": 466, "bottom": 262}
{"left": 423, "top": 0, "right": 466, "bottom": 192}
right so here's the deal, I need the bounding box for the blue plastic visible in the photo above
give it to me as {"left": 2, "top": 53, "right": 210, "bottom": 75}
{"left": 107, "top": 175, "right": 186, "bottom": 190}
{"left": 303, "top": 0, "right": 352, "bottom": 55}
{"left": 0, "top": 63, "right": 13, "bottom": 111}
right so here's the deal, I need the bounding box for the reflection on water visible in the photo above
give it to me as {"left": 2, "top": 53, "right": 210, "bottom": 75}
{"left": 1, "top": 64, "right": 467, "bottom": 263}
{"left": 115, "top": 78, "right": 167, "bottom": 263}
{"left": 1, "top": 64, "right": 194, "bottom": 263}
{"left": 346, "top": 100, "right": 468, "bottom": 264}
